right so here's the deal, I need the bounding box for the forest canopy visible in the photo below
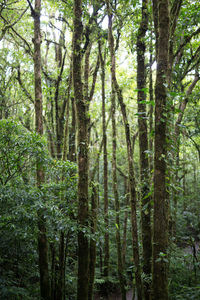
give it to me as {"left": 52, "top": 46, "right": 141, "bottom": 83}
{"left": 0, "top": 0, "right": 200, "bottom": 300}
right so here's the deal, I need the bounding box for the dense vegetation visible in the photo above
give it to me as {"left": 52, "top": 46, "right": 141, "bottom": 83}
{"left": 0, "top": 0, "right": 199, "bottom": 300}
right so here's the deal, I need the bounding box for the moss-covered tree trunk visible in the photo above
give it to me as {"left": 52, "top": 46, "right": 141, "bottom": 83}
{"left": 106, "top": 3, "right": 127, "bottom": 299}
{"left": 88, "top": 184, "right": 98, "bottom": 300}
{"left": 152, "top": 1, "right": 170, "bottom": 299}
{"left": 99, "top": 41, "right": 110, "bottom": 281}
{"left": 148, "top": 24, "right": 154, "bottom": 175}
{"left": 32, "top": 0, "right": 50, "bottom": 299}
{"left": 136, "top": 1, "right": 151, "bottom": 299}
{"left": 172, "top": 73, "right": 199, "bottom": 234}
{"left": 122, "top": 177, "right": 129, "bottom": 268}
{"left": 106, "top": 2, "right": 143, "bottom": 298}
{"left": 68, "top": 97, "right": 76, "bottom": 162}
{"left": 56, "top": 232, "right": 65, "bottom": 300}
{"left": 111, "top": 86, "right": 126, "bottom": 300}
{"left": 72, "top": 1, "right": 89, "bottom": 299}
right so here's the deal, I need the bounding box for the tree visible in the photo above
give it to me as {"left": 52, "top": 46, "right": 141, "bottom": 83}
{"left": 136, "top": 1, "right": 152, "bottom": 299}
{"left": 99, "top": 40, "right": 110, "bottom": 283}
{"left": 0, "top": 1, "right": 200, "bottom": 299}
{"left": 30, "top": 0, "right": 51, "bottom": 299}
{"left": 152, "top": 0, "right": 170, "bottom": 299}
{"left": 72, "top": 0, "right": 89, "bottom": 299}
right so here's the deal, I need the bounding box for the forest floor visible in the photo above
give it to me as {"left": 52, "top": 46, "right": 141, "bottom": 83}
{"left": 94, "top": 243, "right": 200, "bottom": 300}
{"left": 95, "top": 289, "right": 134, "bottom": 300}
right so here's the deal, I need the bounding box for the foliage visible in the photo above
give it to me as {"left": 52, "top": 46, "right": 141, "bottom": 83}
{"left": 0, "top": 0, "right": 200, "bottom": 299}
{"left": 0, "top": 119, "right": 48, "bottom": 185}
{"left": 169, "top": 244, "right": 200, "bottom": 300}
{"left": 0, "top": 120, "right": 77, "bottom": 299}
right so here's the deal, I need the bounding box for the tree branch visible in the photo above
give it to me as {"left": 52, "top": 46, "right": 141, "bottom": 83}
{"left": 174, "top": 26, "right": 200, "bottom": 59}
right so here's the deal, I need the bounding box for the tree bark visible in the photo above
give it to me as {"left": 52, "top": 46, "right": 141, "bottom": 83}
{"left": 68, "top": 97, "right": 76, "bottom": 162}
{"left": 32, "top": 0, "right": 50, "bottom": 299}
{"left": 111, "top": 87, "right": 126, "bottom": 300}
{"left": 172, "top": 73, "right": 199, "bottom": 234}
{"left": 63, "top": 65, "right": 73, "bottom": 161}
{"left": 106, "top": 2, "right": 143, "bottom": 298}
{"left": 72, "top": 1, "right": 89, "bottom": 299}
{"left": 88, "top": 184, "right": 98, "bottom": 300}
{"left": 106, "top": 3, "right": 127, "bottom": 299}
{"left": 136, "top": 1, "right": 151, "bottom": 299}
{"left": 99, "top": 41, "right": 110, "bottom": 280}
{"left": 152, "top": 1, "right": 170, "bottom": 299}
{"left": 56, "top": 232, "right": 65, "bottom": 300}
{"left": 122, "top": 177, "right": 129, "bottom": 268}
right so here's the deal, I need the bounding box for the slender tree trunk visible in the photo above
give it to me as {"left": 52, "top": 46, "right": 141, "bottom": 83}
{"left": 50, "top": 243, "right": 56, "bottom": 300}
{"left": 73, "top": 1, "right": 89, "bottom": 299}
{"left": 88, "top": 184, "right": 98, "bottom": 300}
{"left": 68, "top": 97, "right": 76, "bottom": 162}
{"left": 106, "top": 2, "right": 143, "bottom": 298}
{"left": 63, "top": 64, "right": 73, "bottom": 162}
{"left": 99, "top": 41, "right": 110, "bottom": 280}
{"left": 111, "top": 88, "right": 127, "bottom": 300}
{"left": 122, "top": 177, "right": 129, "bottom": 268}
{"left": 56, "top": 232, "right": 65, "bottom": 300}
{"left": 106, "top": 3, "right": 126, "bottom": 299}
{"left": 182, "top": 156, "right": 187, "bottom": 211}
{"left": 149, "top": 25, "right": 154, "bottom": 175}
{"left": 152, "top": 1, "right": 170, "bottom": 299}
{"left": 136, "top": 1, "right": 151, "bottom": 299}
{"left": 172, "top": 73, "right": 199, "bottom": 234}
{"left": 54, "top": 50, "right": 67, "bottom": 159}
{"left": 83, "top": 40, "right": 99, "bottom": 300}
{"left": 32, "top": 1, "right": 50, "bottom": 299}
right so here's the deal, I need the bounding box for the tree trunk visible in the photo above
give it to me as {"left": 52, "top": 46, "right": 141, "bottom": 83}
{"left": 68, "top": 97, "right": 76, "bottom": 162}
{"left": 54, "top": 50, "right": 67, "bottom": 159}
{"left": 50, "top": 243, "right": 56, "bottom": 300}
{"left": 136, "top": 1, "right": 151, "bottom": 299}
{"left": 72, "top": 1, "right": 89, "bottom": 299}
{"left": 152, "top": 1, "right": 170, "bottom": 299}
{"left": 111, "top": 88, "right": 127, "bottom": 300}
{"left": 122, "top": 177, "right": 129, "bottom": 268}
{"left": 149, "top": 24, "right": 154, "bottom": 175}
{"left": 32, "top": 1, "right": 50, "bottom": 299}
{"left": 99, "top": 41, "right": 110, "bottom": 280}
{"left": 172, "top": 73, "right": 199, "bottom": 234}
{"left": 56, "top": 232, "right": 65, "bottom": 300}
{"left": 106, "top": 3, "right": 127, "bottom": 299}
{"left": 63, "top": 64, "right": 73, "bottom": 162}
{"left": 88, "top": 184, "right": 98, "bottom": 300}
{"left": 106, "top": 2, "right": 143, "bottom": 298}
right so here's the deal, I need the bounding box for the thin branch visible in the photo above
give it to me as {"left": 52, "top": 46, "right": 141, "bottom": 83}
{"left": 16, "top": 66, "right": 34, "bottom": 104}
{"left": 26, "top": 0, "right": 35, "bottom": 17}
{"left": 174, "top": 27, "right": 200, "bottom": 59}
{"left": 0, "top": 5, "right": 29, "bottom": 41}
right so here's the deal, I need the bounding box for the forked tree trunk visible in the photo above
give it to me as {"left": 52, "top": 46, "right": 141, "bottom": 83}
{"left": 152, "top": 1, "right": 170, "bottom": 299}
{"left": 72, "top": 1, "right": 89, "bottom": 299}
{"left": 136, "top": 1, "right": 151, "bottom": 299}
